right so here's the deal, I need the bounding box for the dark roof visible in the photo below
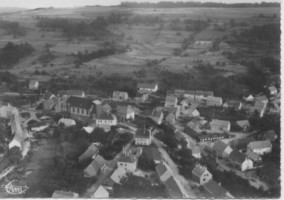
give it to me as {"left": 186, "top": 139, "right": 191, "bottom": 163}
{"left": 192, "top": 165, "right": 207, "bottom": 178}
{"left": 97, "top": 112, "right": 115, "bottom": 120}
{"left": 203, "top": 180, "right": 228, "bottom": 198}
{"left": 156, "top": 161, "right": 168, "bottom": 177}
{"left": 136, "top": 128, "right": 151, "bottom": 139}
{"left": 263, "top": 130, "right": 277, "bottom": 140}
{"left": 144, "top": 147, "right": 162, "bottom": 161}
{"left": 229, "top": 150, "right": 247, "bottom": 164}
{"left": 67, "top": 96, "right": 93, "bottom": 110}
{"left": 84, "top": 155, "right": 106, "bottom": 177}
{"left": 164, "top": 176, "right": 184, "bottom": 198}
{"left": 79, "top": 143, "right": 99, "bottom": 162}
{"left": 118, "top": 154, "right": 136, "bottom": 163}
{"left": 213, "top": 139, "right": 229, "bottom": 154}
{"left": 117, "top": 105, "right": 133, "bottom": 115}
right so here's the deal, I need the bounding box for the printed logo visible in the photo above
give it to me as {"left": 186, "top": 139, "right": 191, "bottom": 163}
{"left": 1, "top": 180, "right": 29, "bottom": 195}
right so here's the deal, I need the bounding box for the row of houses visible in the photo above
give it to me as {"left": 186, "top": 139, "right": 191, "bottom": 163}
{"left": 212, "top": 139, "right": 272, "bottom": 171}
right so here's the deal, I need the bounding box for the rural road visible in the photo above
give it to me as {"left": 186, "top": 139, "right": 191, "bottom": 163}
{"left": 152, "top": 137, "right": 198, "bottom": 198}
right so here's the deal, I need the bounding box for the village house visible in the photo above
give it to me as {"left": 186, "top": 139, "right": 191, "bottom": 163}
{"left": 164, "top": 95, "right": 178, "bottom": 108}
{"left": 267, "top": 86, "right": 277, "bottom": 96}
{"left": 92, "top": 185, "right": 110, "bottom": 198}
{"left": 117, "top": 153, "right": 138, "bottom": 172}
{"left": 254, "top": 95, "right": 269, "bottom": 105}
{"left": 116, "top": 105, "right": 135, "bottom": 121}
{"left": 135, "top": 128, "right": 152, "bottom": 146}
{"left": 236, "top": 120, "right": 250, "bottom": 132}
{"left": 247, "top": 140, "right": 272, "bottom": 155}
{"left": 112, "top": 91, "right": 129, "bottom": 101}
{"left": 243, "top": 94, "right": 254, "bottom": 102}
{"left": 223, "top": 100, "right": 242, "bottom": 110}
{"left": 192, "top": 164, "right": 212, "bottom": 185}
{"left": 134, "top": 92, "right": 148, "bottom": 102}
{"left": 195, "top": 90, "right": 214, "bottom": 100}
{"left": 96, "top": 112, "right": 117, "bottom": 131}
{"left": 165, "top": 107, "right": 181, "bottom": 124}
{"left": 164, "top": 176, "right": 185, "bottom": 198}
{"left": 155, "top": 161, "right": 172, "bottom": 182}
{"left": 79, "top": 143, "right": 99, "bottom": 163}
{"left": 84, "top": 154, "right": 107, "bottom": 177}
{"left": 58, "top": 118, "right": 76, "bottom": 127}
{"left": 206, "top": 96, "right": 223, "bottom": 107}
{"left": 213, "top": 139, "right": 233, "bottom": 158}
{"left": 229, "top": 150, "right": 253, "bottom": 171}
{"left": 210, "top": 119, "right": 231, "bottom": 132}
{"left": 58, "top": 90, "right": 85, "bottom": 98}
{"left": 187, "top": 118, "right": 207, "bottom": 130}
{"left": 165, "top": 112, "right": 176, "bottom": 124}
{"left": 51, "top": 190, "right": 79, "bottom": 198}
{"left": 253, "top": 101, "right": 267, "bottom": 118}
{"left": 67, "top": 96, "right": 94, "bottom": 119}
{"left": 246, "top": 150, "right": 262, "bottom": 165}
{"left": 110, "top": 167, "right": 128, "bottom": 184}
{"left": 171, "top": 89, "right": 184, "bottom": 97}
{"left": 182, "top": 103, "right": 199, "bottom": 117}
{"left": 202, "top": 180, "right": 233, "bottom": 198}
{"left": 262, "top": 130, "right": 277, "bottom": 142}
{"left": 137, "top": 82, "right": 158, "bottom": 93}
{"left": 29, "top": 80, "right": 39, "bottom": 90}
{"left": 150, "top": 108, "right": 164, "bottom": 125}
{"left": 191, "top": 146, "right": 201, "bottom": 159}
{"left": 183, "top": 90, "right": 196, "bottom": 99}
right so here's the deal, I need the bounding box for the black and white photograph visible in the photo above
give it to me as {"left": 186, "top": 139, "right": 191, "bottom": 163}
{"left": 0, "top": 0, "right": 281, "bottom": 198}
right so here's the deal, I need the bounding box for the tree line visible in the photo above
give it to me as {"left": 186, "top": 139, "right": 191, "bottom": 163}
{"left": 0, "top": 20, "right": 26, "bottom": 37}
{"left": 120, "top": 1, "right": 280, "bottom": 8}
{"left": 0, "top": 42, "right": 34, "bottom": 69}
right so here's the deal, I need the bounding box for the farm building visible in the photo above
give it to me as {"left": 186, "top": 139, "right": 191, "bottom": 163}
{"left": 210, "top": 119, "right": 231, "bottom": 132}
{"left": 116, "top": 105, "right": 135, "bottom": 121}
{"left": 137, "top": 82, "right": 158, "bottom": 93}
{"left": 29, "top": 80, "right": 39, "bottom": 90}
{"left": 195, "top": 90, "right": 214, "bottom": 100}
{"left": 96, "top": 112, "right": 117, "bottom": 131}
{"left": 112, "top": 91, "right": 129, "bottom": 101}
{"left": 206, "top": 96, "right": 223, "bottom": 106}
{"left": 247, "top": 140, "right": 272, "bottom": 155}
{"left": 164, "top": 95, "right": 178, "bottom": 108}
{"left": 229, "top": 150, "right": 253, "bottom": 172}
{"left": 213, "top": 139, "right": 233, "bottom": 158}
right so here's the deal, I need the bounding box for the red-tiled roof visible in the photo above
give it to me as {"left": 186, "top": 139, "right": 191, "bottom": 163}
{"left": 118, "top": 154, "right": 136, "bottom": 163}
{"left": 155, "top": 161, "right": 168, "bottom": 177}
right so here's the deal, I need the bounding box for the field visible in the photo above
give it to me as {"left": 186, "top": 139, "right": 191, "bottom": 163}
{"left": 0, "top": 6, "right": 280, "bottom": 82}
